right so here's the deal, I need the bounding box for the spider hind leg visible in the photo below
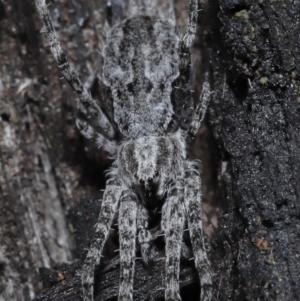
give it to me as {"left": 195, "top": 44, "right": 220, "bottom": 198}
{"left": 184, "top": 162, "right": 212, "bottom": 301}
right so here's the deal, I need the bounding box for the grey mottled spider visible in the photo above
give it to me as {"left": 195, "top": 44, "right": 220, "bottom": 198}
{"left": 35, "top": 0, "right": 212, "bottom": 300}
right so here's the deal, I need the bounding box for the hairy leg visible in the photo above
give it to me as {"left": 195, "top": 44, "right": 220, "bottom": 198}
{"left": 184, "top": 162, "right": 212, "bottom": 301}
{"left": 188, "top": 78, "right": 211, "bottom": 138}
{"left": 35, "top": 0, "right": 115, "bottom": 139}
{"left": 176, "top": 0, "right": 198, "bottom": 133}
{"left": 137, "top": 204, "right": 156, "bottom": 265}
{"left": 76, "top": 119, "right": 117, "bottom": 155}
{"left": 118, "top": 191, "right": 138, "bottom": 301}
{"left": 81, "top": 178, "right": 121, "bottom": 301}
{"left": 183, "top": 0, "right": 198, "bottom": 48}
{"left": 162, "top": 181, "right": 185, "bottom": 301}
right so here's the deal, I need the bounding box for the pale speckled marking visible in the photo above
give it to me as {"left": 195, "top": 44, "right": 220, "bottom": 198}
{"left": 81, "top": 179, "right": 121, "bottom": 301}
{"left": 184, "top": 162, "right": 212, "bottom": 301}
{"left": 76, "top": 119, "right": 117, "bottom": 155}
{"left": 102, "top": 15, "right": 180, "bottom": 137}
{"left": 118, "top": 191, "right": 138, "bottom": 301}
{"left": 162, "top": 181, "right": 185, "bottom": 301}
{"left": 115, "top": 132, "right": 186, "bottom": 194}
{"left": 189, "top": 79, "right": 211, "bottom": 138}
{"left": 137, "top": 204, "right": 156, "bottom": 264}
{"left": 184, "top": 0, "right": 199, "bottom": 48}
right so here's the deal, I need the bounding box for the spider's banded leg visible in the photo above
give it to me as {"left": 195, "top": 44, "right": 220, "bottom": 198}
{"left": 137, "top": 204, "right": 156, "bottom": 265}
{"left": 118, "top": 191, "right": 138, "bottom": 301}
{"left": 188, "top": 79, "right": 210, "bottom": 138}
{"left": 82, "top": 178, "right": 121, "bottom": 301}
{"left": 76, "top": 119, "right": 117, "bottom": 155}
{"left": 162, "top": 181, "right": 185, "bottom": 301}
{"left": 175, "top": 43, "right": 194, "bottom": 131}
{"left": 184, "top": 163, "right": 212, "bottom": 301}
{"left": 35, "top": 0, "right": 115, "bottom": 139}
{"left": 177, "top": 13, "right": 194, "bottom": 131}
{"left": 183, "top": 0, "right": 198, "bottom": 48}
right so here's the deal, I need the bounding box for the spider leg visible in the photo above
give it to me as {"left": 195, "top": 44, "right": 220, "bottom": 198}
{"left": 183, "top": 0, "right": 198, "bottom": 48}
{"left": 118, "top": 191, "right": 138, "bottom": 301}
{"left": 137, "top": 204, "right": 157, "bottom": 265}
{"left": 76, "top": 119, "right": 117, "bottom": 155}
{"left": 162, "top": 181, "right": 185, "bottom": 301}
{"left": 184, "top": 162, "right": 212, "bottom": 301}
{"left": 188, "top": 79, "right": 211, "bottom": 138}
{"left": 35, "top": 0, "right": 115, "bottom": 139}
{"left": 82, "top": 178, "right": 121, "bottom": 301}
{"left": 175, "top": 0, "right": 201, "bottom": 134}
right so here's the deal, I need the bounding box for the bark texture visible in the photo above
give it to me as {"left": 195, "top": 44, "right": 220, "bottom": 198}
{"left": 0, "top": 0, "right": 110, "bottom": 299}
{"left": 210, "top": 0, "right": 300, "bottom": 300}
{"left": 1, "top": 0, "right": 299, "bottom": 301}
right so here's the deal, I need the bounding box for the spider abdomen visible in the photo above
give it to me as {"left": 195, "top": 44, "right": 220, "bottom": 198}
{"left": 102, "top": 15, "right": 181, "bottom": 137}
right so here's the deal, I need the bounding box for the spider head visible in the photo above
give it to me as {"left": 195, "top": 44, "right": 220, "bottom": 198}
{"left": 137, "top": 170, "right": 160, "bottom": 192}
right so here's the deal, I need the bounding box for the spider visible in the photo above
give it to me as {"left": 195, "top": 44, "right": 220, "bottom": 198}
{"left": 35, "top": 0, "right": 212, "bottom": 300}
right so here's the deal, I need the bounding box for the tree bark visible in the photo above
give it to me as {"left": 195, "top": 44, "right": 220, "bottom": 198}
{"left": 209, "top": 0, "right": 300, "bottom": 300}
{"left": 1, "top": 0, "right": 299, "bottom": 301}
{"left": 0, "top": 0, "right": 110, "bottom": 299}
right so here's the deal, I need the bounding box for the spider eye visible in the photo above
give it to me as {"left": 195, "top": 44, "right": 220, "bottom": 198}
{"left": 154, "top": 170, "right": 159, "bottom": 177}
{"left": 148, "top": 177, "right": 153, "bottom": 183}
{"left": 140, "top": 179, "right": 145, "bottom": 184}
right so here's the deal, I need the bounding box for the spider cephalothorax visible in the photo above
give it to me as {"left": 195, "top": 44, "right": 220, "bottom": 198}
{"left": 35, "top": 0, "right": 212, "bottom": 300}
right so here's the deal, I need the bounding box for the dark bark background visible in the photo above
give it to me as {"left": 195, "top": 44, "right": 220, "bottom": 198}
{"left": 0, "top": 0, "right": 299, "bottom": 300}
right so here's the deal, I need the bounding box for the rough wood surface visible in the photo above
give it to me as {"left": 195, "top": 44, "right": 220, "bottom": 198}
{"left": 33, "top": 257, "right": 197, "bottom": 301}
{"left": 1, "top": 0, "right": 299, "bottom": 300}
{"left": 0, "top": 0, "right": 111, "bottom": 299}
{"left": 210, "top": 0, "right": 300, "bottom": 300}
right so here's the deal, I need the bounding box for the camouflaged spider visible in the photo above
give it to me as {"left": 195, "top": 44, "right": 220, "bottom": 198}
{"left": 35, "top": 0, "right": 212, "bottom": 300}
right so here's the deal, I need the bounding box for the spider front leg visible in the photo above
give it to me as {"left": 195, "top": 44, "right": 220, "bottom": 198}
{"left": 162, "top": 180, "right": 185, "bottom": 301}
{"left": 35, "top": 0, "right": 115, "bottom": 139}
{"left": 76, "top": 119, "right": 117, "bottom": 155}
{"left": 184, "top": 162, "right": 212, "bottom": 301}
{"left": 118, "top": 191, "right": 138, "bottom": 301}
{"left": 82, "top": 178, "right": 121, "bottom": 301}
